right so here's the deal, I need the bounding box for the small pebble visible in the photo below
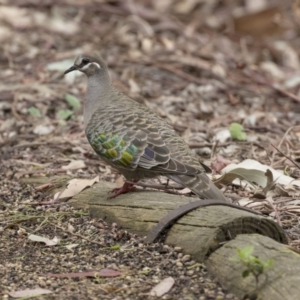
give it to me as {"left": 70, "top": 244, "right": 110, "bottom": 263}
{"left": 174, "top": 246, "right": 182, "bottom": 252}
{"left": 176, "top": 261, "right": 183, "bottom": 267}
{"left": 181, "top": 254, "right": 191, "bottom": 262}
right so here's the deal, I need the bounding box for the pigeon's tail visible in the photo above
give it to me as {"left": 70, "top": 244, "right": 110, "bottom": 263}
{"left": 168, "top": 173, "right": 228, "bottom": 202}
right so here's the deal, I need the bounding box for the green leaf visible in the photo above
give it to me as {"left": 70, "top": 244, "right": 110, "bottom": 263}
{"left": 102, "top": 244, "right": 121, "bottom": 250}
{"left": 264, "top": 259, "right": 274, "bottom": 269}
{"left": 229, "top": 123, "right": 247, "bottom": 141}
{"left": 242, "top": 270, "right": 250, "bottom": 278}
{"left": 232, "top": 246, "right": 274, "bottom": 281}
{"left": 65, "top": 93, "right": 81, "bottom": 110}
{"left": 241, "top": 245, "right": 254, "bottom": 257}
{"left": 237, "top": 245, "right": 254, "bottom": 260}
{"left": 57, "top": 109, "right": 73, "bottom": 120}
{"left": 109, "top": 244, "right": 121, "bottom": 250}
{"left": 28, "top": 106, "right": 41, "bottom": 118}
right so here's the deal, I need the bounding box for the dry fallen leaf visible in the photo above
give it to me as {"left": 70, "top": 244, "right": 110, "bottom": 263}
{"left": 61, "top": 160, "right": 86, "bottom": 170}
{"left": 213, "top": 128, "right": 231, "bottom": 143}
{"left": 33, "top": 124, "right": 55, "bottom": 135}
{"left": 214, "top": 171, "right": 256, "bottom": 189}
{"left": 28, "top": 234, "right": 59, "bottom": 246}
{"left": 45, "top": 269, "right": 121, "bottom": 278}
{"left": 211, "top": 155, "right": 232, "bottom": 173}
{"left": 233, "top": 6, "right": 283, "bottom": 37}
{"left": 65, "top": 244, "right": 79, "bottom": 251}
{"left": 54, "top": 176, "right": 99, "bottom": 200}
{"left": 9, "top": 288, "right": 53, "bottom": 298}
{"left": 149, "top": 277, "right": 175, "bottom": 297}
{"left": 222, "top": 159, "right": 300, "bottom": 188}
{"left": 0, "top": 6, "right": 79, "bottom": 34}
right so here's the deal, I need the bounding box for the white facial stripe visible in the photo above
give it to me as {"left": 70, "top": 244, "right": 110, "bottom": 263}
{"left": 93, "top": 62, "right": 101, "bottom": 69}
{"left": 81, "top": 62, "right": 101, "bottom": 71}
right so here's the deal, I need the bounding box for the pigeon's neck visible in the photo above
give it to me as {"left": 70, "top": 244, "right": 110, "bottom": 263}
{"left": 84, "top": 71, "right": 111, "bottom": 127}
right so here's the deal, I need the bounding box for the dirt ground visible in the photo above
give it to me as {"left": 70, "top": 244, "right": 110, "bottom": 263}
{"left": 1, "top": 0, "right": 300, "bottom": 299}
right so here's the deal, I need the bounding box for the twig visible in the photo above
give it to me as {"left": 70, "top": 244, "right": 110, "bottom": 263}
{"left": 11, "top": 92, "right": 23, "bottom": 121}
{"left": 48, "top": 221, "right": 105, "bottom": 246}
{"left": 188, "top": 141, "right": 267, "bottom": 150}
{"left": 24, "top": 201, "right": 63, "bottom": 206}
{"left": 244, "top": 69, "right": 300, "bottom": 103}
{"left": 272, "top": 85, "right": 300, "bottom": 103}
{"left": 35, "top": 182, "right": 55, "bottom": 191}
{"left": 15, "top": 168, "right": 70, "bottom": 178}
{"left": 265, "top": 197, "right": 282, "bottom": 227}
{"left": 270, "top": 126, "right": 300, "bottom": 166}
{"left": 211, "top": 140, "right": 219, "bottom": 159}
{"left": 156, "top": 63, "right": 207, "bottom": 85}
{"left": 13, "top": 142, "right": 46, "bottom": 149}
{"left": 271, "top": 157, "right": 287, "bottom": 169}
{"left": 3, "top": 216, "right": 42, "bottom": 229}
{"left": 271, "top": 143, "right": 300, "bottom": 170}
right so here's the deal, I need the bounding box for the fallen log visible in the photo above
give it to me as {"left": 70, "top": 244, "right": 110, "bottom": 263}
{"left": 68, "top": 181, "right": 286, "bottom": 255}
{"left": 25, "top": 177, "right": 300, "bottom": 299}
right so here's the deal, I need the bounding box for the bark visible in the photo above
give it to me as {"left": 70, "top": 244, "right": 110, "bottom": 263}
{"left": 206, "top": 234, "right": 300, "bottom": 300}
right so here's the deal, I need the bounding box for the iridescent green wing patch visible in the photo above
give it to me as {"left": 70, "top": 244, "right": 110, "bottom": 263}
{"left": 119, "top": 144, "right": 138, "bottom": 166}
{"left": 89, "top": 131, "right": 138, "bottom": 167}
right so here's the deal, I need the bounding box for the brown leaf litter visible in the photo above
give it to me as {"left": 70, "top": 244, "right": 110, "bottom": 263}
{"left": 1, "top": 0, "right": 300, "bottom": 299}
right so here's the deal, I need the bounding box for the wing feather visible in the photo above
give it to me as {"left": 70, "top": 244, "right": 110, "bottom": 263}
{"left": 86, "top": 106, "right": 206, "bottom": 175}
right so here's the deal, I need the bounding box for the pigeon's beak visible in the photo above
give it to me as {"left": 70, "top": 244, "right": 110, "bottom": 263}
{"left": 64, "top": 65, "right": 77, "bottom": 75}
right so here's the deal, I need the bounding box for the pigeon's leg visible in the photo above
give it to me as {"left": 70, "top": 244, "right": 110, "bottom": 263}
{"left": 125, "top": 180, "right": 188, "bottom": 196}
{"left": 108, "top": 180, "right": 138, "bottom": 199}
{"left": 165, "top": 179, "right": 170, "bottom": 188}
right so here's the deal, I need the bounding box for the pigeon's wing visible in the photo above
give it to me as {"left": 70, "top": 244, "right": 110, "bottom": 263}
{"left": 86, "top": 107, "right": 202, "bottom": 175}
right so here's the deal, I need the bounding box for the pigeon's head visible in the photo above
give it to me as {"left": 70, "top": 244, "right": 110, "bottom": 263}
{"left": 64, "top": 54, "right": 107, "bottom": 77}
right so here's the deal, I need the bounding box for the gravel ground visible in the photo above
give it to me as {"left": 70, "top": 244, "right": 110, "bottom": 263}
{"left": 0, "top": 172, "right": 238, "bottom": 300}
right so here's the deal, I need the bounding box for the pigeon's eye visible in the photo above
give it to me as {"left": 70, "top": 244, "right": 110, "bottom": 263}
{"left": 82, "top": 58, "right": 90, "bottom": 64}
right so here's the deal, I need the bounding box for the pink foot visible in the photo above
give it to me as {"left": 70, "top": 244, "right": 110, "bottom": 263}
{"left": 108, "top": 182, "right": 137, "bottom": 199}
